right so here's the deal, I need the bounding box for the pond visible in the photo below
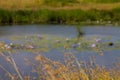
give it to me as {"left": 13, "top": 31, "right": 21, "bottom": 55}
{"left": 0, "top": 25, "right": 120, "bottom": 79}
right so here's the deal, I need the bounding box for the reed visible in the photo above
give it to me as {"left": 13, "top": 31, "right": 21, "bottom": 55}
{"left": 33, "top": 52, "right": 120, "bottom": 80}
{"left": 0, "top": 46, "right": 120, "bottom": 80}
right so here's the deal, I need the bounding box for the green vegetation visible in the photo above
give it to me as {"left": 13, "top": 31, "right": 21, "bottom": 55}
{"left": 1, "top": 35, "right": 120, "bottom": 54}
{"left": 0, "top": 0, "right": 120, "bottom": 25}
{"left": 0, "top": 8, "right": 120, "bottom": 25}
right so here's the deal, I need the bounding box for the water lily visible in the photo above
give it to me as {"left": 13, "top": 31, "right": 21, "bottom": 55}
{"left": 10, "top": 43, "right": 13, "bottom": 46}
{"left": 91, "top": 44, "right": 96, "bottom": 48}
{"left": 4, "top": 44, "right": 11, "bottom": 49}
{"left": 95, "top": 38, "right": 101, "bottom": 43}
{"left": 10, "top": 43, "right": 15, "bottom": 47}
{"left": 27, "top": 45, "right": 34, "bottom": 49}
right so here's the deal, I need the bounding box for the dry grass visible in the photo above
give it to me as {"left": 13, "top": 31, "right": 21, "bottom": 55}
{"left": 0, "top": 0, "right": 120, "bottom": 10}
{"left": 0, "top": 50, "right": 120, "bottom": 80}
{"left": 0, "top": 0, "right": 44, "bottom": 10}
{"left": 43, "top": 2, "right": 120, "bottom": 10}
{"left": 33, "top": 52, "right": 120, "bottom": 80}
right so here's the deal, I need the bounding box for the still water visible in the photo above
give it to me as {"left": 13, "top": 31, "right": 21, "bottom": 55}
{"left": 0, "top": 25, "right": 120, "bottom": 79}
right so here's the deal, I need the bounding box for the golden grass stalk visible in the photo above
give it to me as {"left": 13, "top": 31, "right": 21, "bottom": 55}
{"left": 8, "top": 52, "right": 24, "bottom": 80}
{"left": 0, "top": 64, "right": 14, "bottom": 80}
{"left": 0, "top": 51, "right": 23, "bottom": 80}
{"left": 34, "top": 51, "right": 120, "bottom": 80}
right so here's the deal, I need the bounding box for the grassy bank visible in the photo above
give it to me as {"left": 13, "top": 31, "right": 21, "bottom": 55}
{"left": 0, "top": 8, "right": 120, "bottom": 25}
{"left": 0, "top": 0, "right": 120, "bottom": 25}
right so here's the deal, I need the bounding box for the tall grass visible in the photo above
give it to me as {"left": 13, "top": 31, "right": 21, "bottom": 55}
{"left": 0, "top": 51, "right": 120, "bottom": 80}
{"left": 0, "top": 0, "right": 120, "bottom": 25}
{"left": 0, "top": 0, "right": 44, "bottom": 10}
{"left": 0, "top": 8, "right": 120, "bottom": 24}
{"left": 34, "top": 52, "right": 120, "bottom": 80}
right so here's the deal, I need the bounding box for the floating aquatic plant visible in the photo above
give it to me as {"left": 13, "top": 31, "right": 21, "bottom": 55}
{"left": 1, "top": 35, "right": 120, "bottom": 54}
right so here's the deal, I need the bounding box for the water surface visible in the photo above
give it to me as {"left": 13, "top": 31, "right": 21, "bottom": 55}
{"left": 0, "top": 25, "right": 120, "bottom": 79}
